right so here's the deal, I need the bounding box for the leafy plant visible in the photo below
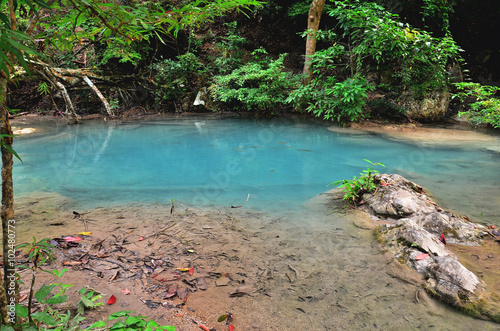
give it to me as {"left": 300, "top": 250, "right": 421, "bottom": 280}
{"left": 77, "top": 287, "right": 103, "bottom": 314}
{"left": 37, "top": 82, "right": 51, "bottom": 95}
{"left": 453, "top": 82, "right": 500, "bottom": 128}
{"left": 212, "top": 21, "right": 248, "bottom": 74}
{"left": 88, "top": 310, "right": 175, "bottom": 331}
{"left": 151, "top": 52, "right": 205, "bottom": 104}
{"left": 17, "top": 238, "right": 57, "bottom": 323}
{"left": 211, "top": 51, "right": 297, "bottom": 112}
{"left": 330, "top": 159, "right": 385, "bottom": 204}
{"left": 327, "top": 0, "right": 461, "bottom": 96}
{"left": 421, "top": 0, "right": 456, "bottom": 33}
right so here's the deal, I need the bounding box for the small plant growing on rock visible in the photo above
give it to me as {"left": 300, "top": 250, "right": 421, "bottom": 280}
{"left": 330, "top": 159, "right": 385, "bottom": 204}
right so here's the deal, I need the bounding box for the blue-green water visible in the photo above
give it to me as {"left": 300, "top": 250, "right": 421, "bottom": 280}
{"left": 13, "top": 118, "right": 500, "bottom": 222}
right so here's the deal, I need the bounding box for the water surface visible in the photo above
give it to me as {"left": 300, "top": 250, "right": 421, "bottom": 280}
{"left": 14, "top": 117, "right": 500, "bottom": 224}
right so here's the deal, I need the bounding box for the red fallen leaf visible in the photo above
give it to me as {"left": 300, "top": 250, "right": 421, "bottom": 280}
{"left": 121, "top": 288, "right": 130, "bottom": 295}
{"left": 440, "top": 234, "right": 447, "bottom": 245}
{"left": 189, "top": 267, "right": 194, "bottom": 276}
{"left": 65, "top": 236, "right": 82, "bottom": 242}
{"left": 107, "top": 295, "right": 116, "bottom": 305}
{"left": 199, "top": 325, "right": 210, "bottom": 331}
{"left": 228, "top": 325, "right": 235, "bottom": 331}
{"left": 415, "top": 253, "right": 429, "bottom": 261}
{"left": 489, "top": 225, "right": 497, "bottom": 229}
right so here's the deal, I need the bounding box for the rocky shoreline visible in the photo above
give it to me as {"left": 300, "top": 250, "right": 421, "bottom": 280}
{"left": 361, "top": 173, "right": 500, "bottom": 322}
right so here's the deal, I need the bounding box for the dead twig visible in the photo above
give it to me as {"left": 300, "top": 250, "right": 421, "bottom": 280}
{"left": 103, "top": 258, "right": 130, "bottom": 271}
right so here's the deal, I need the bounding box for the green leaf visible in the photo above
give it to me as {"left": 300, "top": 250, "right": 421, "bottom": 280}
{"left": 125, "top": 315, "right": 145, "bottom": 326}
{"left": 108, "top": 310, "right": 134, "bottom": 320}
{"left": 146, "top": 320, "right": 160, "bottom": 327}
{"left": 35, "top": 284, "right": 56, "bottom": 302}
{"left": 43, "top": 295, "right": 68, "bottom": 304}
{"left": 15, "top": 304, "right": 28, "bottom": 318}
{"left": 80, "top": 294, "right": 95, "bottom": 308}
{"left": 89, "top": 320, "right": 107, "bottom": 328}
{"left": 31, "top": 311, "right": 57, "bottom": 325}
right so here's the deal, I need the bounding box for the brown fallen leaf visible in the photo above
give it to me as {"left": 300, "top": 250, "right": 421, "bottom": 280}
{"left": 197, "top": 277, "right": 207, "bottom": 290}
{"left": 163, "top": 284, "right": 177, "bottom": 299}
{"left": 152, "top": 272, "right": 181, "bottom": 282}
{"left": 177, "top": 288, "right": 189, "bottom": 300}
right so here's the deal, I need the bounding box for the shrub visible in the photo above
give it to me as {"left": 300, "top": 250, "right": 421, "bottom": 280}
{"left": 210, "top": 50, "right": 297, "bottom": 112}
{"left": 330, "top": 159, "right": 385, "bottom": 205}
{"left": 328, "top": 0, "right": 461, "bottom": 96}
{"left": 453, "top": 82, "right": 500, "bottom": 128}
{"left": 150, "top": 52, "right": 206, "bottom": 104}
{"left": 287, "top": 75, "right": 373, "bottom": 124}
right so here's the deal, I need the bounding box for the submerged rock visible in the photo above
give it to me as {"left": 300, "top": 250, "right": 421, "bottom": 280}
{"left": 362, "top": 174, "right": 497, "bottom": 320}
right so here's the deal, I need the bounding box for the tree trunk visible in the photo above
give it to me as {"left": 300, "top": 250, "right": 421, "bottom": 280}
{"left": 303, "top": 0, "right": 326, "bottom": 85}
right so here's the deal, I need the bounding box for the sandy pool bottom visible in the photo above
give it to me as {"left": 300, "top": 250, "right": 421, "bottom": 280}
{"left": 10, "top": 191, "right": 500, "bottom": 330}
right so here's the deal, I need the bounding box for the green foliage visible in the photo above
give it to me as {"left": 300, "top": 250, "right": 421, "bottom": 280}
{"left": 17, "top": 237, "right": 56, "bottom": 267}
{"left": 0, "top": 27, "right": 39, "bottom": 77}
{"left": 15, "top": 267, "right": 87, "bottom": 331}
{"left": 330, "top": 159, "right": 385, "bottom": 204}
{"left": 453, "top": 82, "right": 500, "bottom": 128}
{"left": 289, "top": 1, "right": 461, "bottom": 124}
{"left": 210, "top": 51, "right": 297, "bottom": 111}
{"left": 212, "top": 21, "right": 248, "bottom": 74}
{"left": 327, "top": 0, "right": 461, "bottom": 96}
{"left": 15, "top": 238, "right": 174, "bottom": 331}
{"left": 77, "top": 287, "right": 103, "bottom": 315}
{"left": 288, "top": 75, "right": 373, "bottom": 124}
{"left": 421, "top": 0, "right": 456, "bottom": 32}
{"left": 37, "top": 82, "right": 51, "bottom": 95}
{"left": 151, "top": 52, "right": 205, "bottom": 103}
{"left": 89, "top": 311, "right": 175, "bottom": 331}
{"left": 287, "top": 0, "right": 334, "bottom": 18}
{"left": 35, "top": 0, "right": 263, "bottom": 66}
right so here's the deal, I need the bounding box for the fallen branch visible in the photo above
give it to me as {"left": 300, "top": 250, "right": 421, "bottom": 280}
{"left": 82, "top": 76, "right": 114, "bottom": 117}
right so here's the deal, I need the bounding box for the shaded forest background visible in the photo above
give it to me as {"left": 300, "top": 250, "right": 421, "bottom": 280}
{"left": 7, "top": 0, "right": 500, "bottom": 126}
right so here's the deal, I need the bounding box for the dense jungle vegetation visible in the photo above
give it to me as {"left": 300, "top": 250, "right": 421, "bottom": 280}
{"left": 2, "top": 0, "right": 500, "bottom": 127}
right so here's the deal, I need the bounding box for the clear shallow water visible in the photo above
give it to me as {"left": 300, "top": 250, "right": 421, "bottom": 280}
{"left": 13, "top": 117, "right": 500, "bottom": 222}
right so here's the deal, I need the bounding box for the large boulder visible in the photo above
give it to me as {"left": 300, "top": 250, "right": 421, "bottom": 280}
{"left": 363, "top": 174, "right": 489, "bottom": 314}
{"left": 425, "top": 256, "right": 485, "bottom": 306}
{"left": 364, "top": 174, "right": 434, "bottom": 217}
